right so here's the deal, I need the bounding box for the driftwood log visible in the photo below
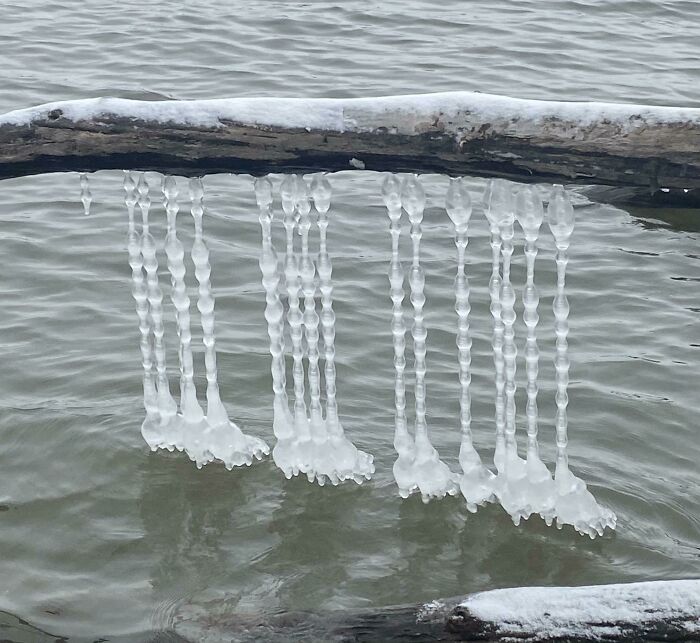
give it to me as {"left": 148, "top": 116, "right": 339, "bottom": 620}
{"left": 0, "top": 93, "right": 699, "bottom": 204}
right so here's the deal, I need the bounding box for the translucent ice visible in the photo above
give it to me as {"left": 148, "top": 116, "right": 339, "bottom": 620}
{"left": 547, "top": 185, "right": 616, "bottom": 536}
{"left": 382, "top": 174, "right": 417, "bottom": 498}
{"left": 261, "top": 174, "right": 373, "bottom": 485}
{"left": 80, "top": 172, "right": 92, "bottom": 216}
{"left": 185, "top": 177, "right": 269, "bottom": 469}
{"left": 514, "top": 185, "right": 555, "bottom": 524}
{"left": 403, "top": 175, "right": 457, "bottom": 502}
{"left": 446, "top": 177, "right": 495, "bottom": 512}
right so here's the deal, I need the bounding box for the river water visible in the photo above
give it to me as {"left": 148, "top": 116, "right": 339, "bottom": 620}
{"left": 1, "top": 1, "right": 699, "bottom": 640}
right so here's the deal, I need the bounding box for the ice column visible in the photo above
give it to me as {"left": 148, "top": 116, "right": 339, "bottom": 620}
{"left": 255, "top": 177, "right": 297, "bottom": 477}
{"left": 311, "top": 174, "right": 373, "bottom": 484}
{"left": 514, "top": 186, "right": 555, "bottom": 523}
{"left": 483, "top": 180, "right": 507, "bottom": 473}
{"left": 281, "top": 174, "right": 312, "bottom": 474}
{"left": 298, "top": 180, "right": 329, "bottom": 483}
{"left": 80, "top": 173, "right": 92, "bottom": 216}
{"left": 125, "top": 172, "right": 158, "bottom": 435}
{"left": 187, "top": 178, "right": 269, "bottom": 469}
{"left": 138, "top": 174, "right": 178, "bottom": 453}
{"left": 163, "top": 176, "right": 199, "bottom": 452}
{"left": 486, "top": 180, "right": 530, "bottom": 524}
{"left": 403, "top": 175, "right": 457, "bottom": 502}
{"left": 446, "top": 178, "right": 494, "bottom": 511}
{"left": 547, "top": 185, "right": 616, "bottom": 537}
{"left": 383, "top": 175, "right": 418, "bottom": 497}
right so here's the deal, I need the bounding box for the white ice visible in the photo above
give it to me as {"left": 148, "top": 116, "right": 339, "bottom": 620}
{"left": 130, "top": 173, "right": 268, "bottom": 469}
{"left": 445, "top": 177, "right": 495, "bottom": 512}
{"left": 384, "top": 174, "right": 458, "bottom": 503}
{"left": 259, "top": 174, "right": 373, "bottom": 485}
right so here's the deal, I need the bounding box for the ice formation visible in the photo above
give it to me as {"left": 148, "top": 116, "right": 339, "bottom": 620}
{"left": 513, "top": 185, "right": 556, "bottom": 524}
{"left": 79, "top": 172, "right": 91, "bottom": 216}
{"left": 547, "top": 184, "right": 616, "bottom": 536}
{"left": 380, "top": 173, "right": 614, "bottom": 534}
{"left": 445, "top": 177, "right": 494, "bottom": 512}
{"left": 258, "top": 174, "right": 373, "bottom": 485}
{"left": 113, "top": 168, "right": 615, "bottom": 535}
{"left": 384, "top": 175, "right": 458, "bottom": 502}
{"left": 125, "top": 171, "right": 268, "bottom": 469}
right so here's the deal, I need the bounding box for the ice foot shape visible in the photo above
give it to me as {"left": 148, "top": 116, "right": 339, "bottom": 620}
{"left": 457, "top": 445, "right": 496, "bottom": 513}
{"left": 142, "top": 413, "right": 268, "bottom": 469}
{"left": 554, "top": 466, "right": 617, "bottom": 538}
{"left": 271, "top": 413, "right": 374, "bottom": 485}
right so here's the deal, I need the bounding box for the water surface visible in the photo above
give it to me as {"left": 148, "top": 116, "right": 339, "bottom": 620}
{"left": 1, "top": 1, "right": 699, "bottom": 640}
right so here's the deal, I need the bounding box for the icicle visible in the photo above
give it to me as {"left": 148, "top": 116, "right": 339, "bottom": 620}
{"left": 297, "top": 179, "right": 329, "bottom": 484}
{"left": 403, "top": 175, "right": 457, "bottom": 502}
{"left": 514, "top": 185, "right": 555, "bottom": 524}
{"left": 280, "top": 174, "right": 312, "bottom": 476}
{"left": 446, "top": 177, "right": 495, "bottom": 512}
{"left": 163, "top": 175, "right": 198, "bottom": 452}
{"left": 125, "top": 172, "right": 159, "bottom": 445}
{"left": 483, "top": 180, "right": 507, "bottom": 474}
{"left": 187, "top": 177, "right": 269, "bottom": 469}
{"left": 255, "top": 176, "right": 296, "bottom": 477}
{"left": 311, "top": 174, "right": 373, "bottom": 484}
{"left": 80, "top": 172, "right": 92, "bottom": 216}
{"left": 383, "top": 175, "right": 417, "bottom": 498}
{"left": 138, "top": 175, "right": 178, "bottom": 452}
{"left": 547, "top": 185, "right": 616, "bottom": 537}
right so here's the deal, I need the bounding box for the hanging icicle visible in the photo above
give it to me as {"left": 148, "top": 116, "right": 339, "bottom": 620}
{"left": 383, "top": 174, "right": 418, "bottom": 498}
{"left": 256, "top": 176, "right": 297, "bottom": 477}
{"left": 402, "top": 175, "right": 457, "bottom": 502}
{"left": 80, "top": 172, "right": 92, "bottom": 216}
{"left": 547, "top": 185, "right": 616, "bottom": 537}
{"left": 125, "top": 172, "right": 159, "bottom": 445}
{"left": 187, "top": 177, "right": 269, "bottom": 469}
{"left": 310, "top": 174, "right": 373, "bottom": 485}
{"left": 445, "top": 177, "right": 495, "bottom": 512}
{"left": 514, "top": 185, "right": 555, "bottom": 524}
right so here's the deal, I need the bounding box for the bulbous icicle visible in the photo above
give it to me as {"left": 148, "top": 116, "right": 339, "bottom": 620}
{"left": 284, "top": 176, "right": 309, "bottom": 436}
{"left": 163, "top": 175, "right": 201, "bottom": 451}
{"left": 384, "top": 174, "right": 415, "bottom": 497}
{"left": 310, "top": 173, "right": 374, "bottom": 484}
{"left": 447, "top": 178, "right": 494, "bottom": 512}
{"left": 125, "top": 172, "right": 159, "bottom": 446}
{"left": 484, "top": 179, "right": 508, "bottom": 473}
{"left": 546, "top": 184, "right": 616, "bottom": 537}
{"left": 256, "top": 175, "right": 299, "bottom": 480}
{"left": 135, "top": 174, "right": 178, "bottom": 452}
{"left": 80, "top": 172, "right": 92, "bottom": 216}
{"left": 402, "top": 174, "right": 456, "bottom": 502}
{"left": 185, "top": 177, "right": 269, "bottom": 469}
{"left": 513, "top": 185, "right": 556, "bottom": 524}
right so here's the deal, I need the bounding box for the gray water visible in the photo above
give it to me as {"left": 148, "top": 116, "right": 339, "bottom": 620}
{"left": 1, "top": 1, "right": 699, "bottom": 640}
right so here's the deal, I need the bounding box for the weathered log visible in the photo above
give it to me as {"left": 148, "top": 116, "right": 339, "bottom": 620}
{"left": 1, "top": 93, "right": 699, "bottom": 194}
{"left": 167, "top": 579, "right": 700, "bottom": 642}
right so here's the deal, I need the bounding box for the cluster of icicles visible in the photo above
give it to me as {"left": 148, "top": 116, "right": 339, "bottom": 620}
{"left": 382, "top": 175, "right": 616, "bottom": 538}
{"left": 79, "top": 170, "right": 615, "bottom": 536}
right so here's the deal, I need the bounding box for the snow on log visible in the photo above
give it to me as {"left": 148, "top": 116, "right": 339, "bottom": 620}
{"left": 0, "top": 92, "right": 699, "bottom": 191}
{"left": 442, "top": 579, "right": 700, "bottom": 642}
